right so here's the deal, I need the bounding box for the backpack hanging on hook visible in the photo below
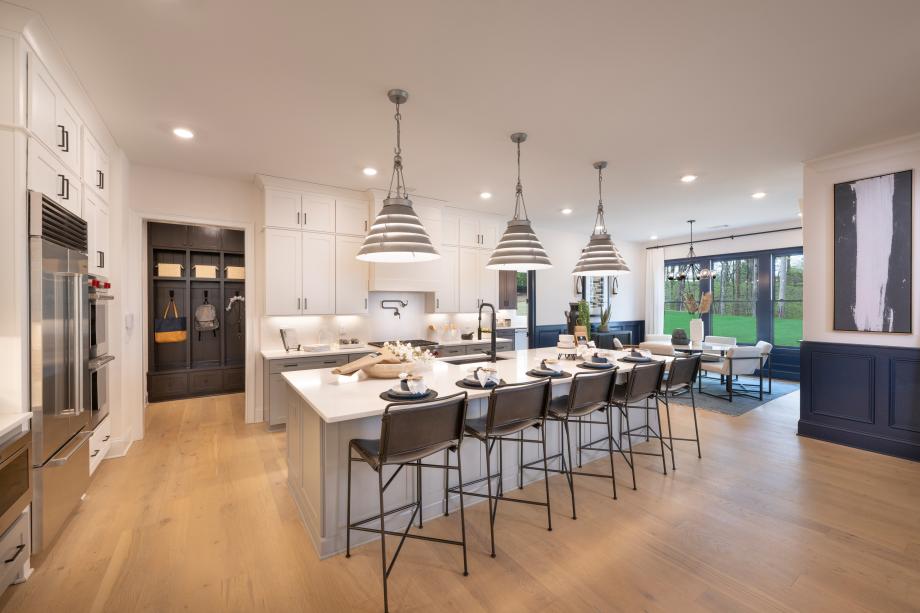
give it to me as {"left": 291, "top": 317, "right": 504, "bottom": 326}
{"left": 194, "top": 291, "right": 219, "bottom": 340}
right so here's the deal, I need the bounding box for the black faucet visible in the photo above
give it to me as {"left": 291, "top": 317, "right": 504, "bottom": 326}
{"left": 478, "top": 302, "right": 497, "bottom": 362}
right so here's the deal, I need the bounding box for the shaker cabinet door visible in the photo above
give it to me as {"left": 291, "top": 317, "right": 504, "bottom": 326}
{"left": 264, "top": 189, "right": 302, "bottom": 230}
{"left": 301, "top": 233, "right": 335, "bottom": 314}
{"left": 264, "top": 228, "right": 303, "bottom": 315}
{"left": 335, "top": 236, "right": 368, "bottom": 314}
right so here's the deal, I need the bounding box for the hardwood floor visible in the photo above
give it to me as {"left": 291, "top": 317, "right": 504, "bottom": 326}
{"left": 3, "top": 391, "right": 919, "bottom": 612}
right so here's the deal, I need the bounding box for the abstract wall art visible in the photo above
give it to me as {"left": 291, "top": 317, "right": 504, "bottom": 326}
{"left": 834, "top": 169, "right": 912, "bottom": 333}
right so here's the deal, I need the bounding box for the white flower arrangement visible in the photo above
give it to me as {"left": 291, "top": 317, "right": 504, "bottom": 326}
{"left": 383, "top": 341, "right": 434, "bottom": 364}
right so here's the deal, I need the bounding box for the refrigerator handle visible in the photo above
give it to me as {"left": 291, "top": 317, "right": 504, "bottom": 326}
{"left": 72, "top": 274, "right": 86, "bottom": 415}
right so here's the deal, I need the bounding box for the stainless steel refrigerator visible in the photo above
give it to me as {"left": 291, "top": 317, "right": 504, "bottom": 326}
{"left": 29, "top": 190, "right": 91, "bottom": 556}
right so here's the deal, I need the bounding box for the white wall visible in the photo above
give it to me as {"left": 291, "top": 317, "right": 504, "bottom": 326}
{"left": 124, "top": 164, "right": 261, "bottom": 433}
{"left": 803, "top": 133, "right": 920, "bottom": 347}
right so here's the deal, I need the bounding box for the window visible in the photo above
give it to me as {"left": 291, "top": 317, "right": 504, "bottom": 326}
{"left": 516, "top": 272, "right": 528, "bottom": 316}
{"left": 663, "top": 262, "right": 702, "bottom": 335}
{"left": 710, "top": 257, "right": 758, "bottom": 344}
{"left": 662, "top": 247, "right": 803, "bottom": 350}
{"left": 772, "top": 254, "right": 803, "bottom": 347}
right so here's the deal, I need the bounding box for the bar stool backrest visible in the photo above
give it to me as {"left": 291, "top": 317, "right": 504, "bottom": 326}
{"left": 667, "top": 355, "right": 700, "bottom": 391}
{"left": 625, "top": 361, "right": 665, "bottom": 403}
{"left": 380, "top": 392, "right": 469, "bottom": 464}
{"left": 567, "top": 370, "right": 617, "bottom": 414}
{"left": 487, "top": 378, "right": 551, "bottom": 433}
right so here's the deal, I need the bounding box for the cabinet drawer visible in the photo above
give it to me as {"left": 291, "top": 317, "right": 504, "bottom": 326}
{"left": 0, "top": 510, "right": 30, "bottom": 591}
{"left": 269, "top": 354, "right": 348, "bottom": 374}
{"left": 347, "top": 352, "right": 374, "bottom": 362}
{"left": 147, "top": 372, "right": 188, "bottom": 401}
{"left": 437, "top": 345, "right": 466, "bottom": 357}
{"left": 223, "top": 368, "right": 245, "bottom": 391}
{"left": 466, "top": 343, "right": 492, "bottom": 354}
{"left": 89, "top": 416, "right": 111, "bottom": 475}
{"left": 189, "top": 370, "right": 223, "bottom": 394}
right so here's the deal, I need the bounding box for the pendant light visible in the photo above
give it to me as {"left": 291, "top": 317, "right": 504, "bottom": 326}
{"left": 572, "top": 161, "right": 630, "bottom": 276}
{"left": 486, "top": 133, "right": 552, "bottom": 270}
{"left": 357, "top": 89, "right": 439, "bottom": 263}
{"left": 666, "top": 220, "right": 712, "bottom": 281}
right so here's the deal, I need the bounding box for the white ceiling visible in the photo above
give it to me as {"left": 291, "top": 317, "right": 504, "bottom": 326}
{"left": 16, "top": 0, "right": 920, "bottom": 239}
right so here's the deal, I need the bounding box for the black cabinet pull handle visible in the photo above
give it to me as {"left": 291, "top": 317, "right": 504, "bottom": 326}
{"left": 97, "top": 169, "right": 104, "bottom": 189}
{"left": 91, "top": 449, "right": 100, "bottom": 457}
{"left": 102, "top": 435, "right": 110, "bottom": 442}
{"left": 57, "top": 124, "right": 66, "bottom": 150}
{"left": 63, "top": 177, "right": 70, "bottom": 200}
{"left": 57, "top": 174, "right": 66, "bottom": 197}
{"left": 65, "top": 128, "right": 70, "bottom": 152}
{"left": 4, "top": 544, "right": 25, "bottom": 564}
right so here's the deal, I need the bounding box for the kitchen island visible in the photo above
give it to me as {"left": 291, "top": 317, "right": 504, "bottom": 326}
{"left": 283, "top": 347, "right": 667, "bottom": 557}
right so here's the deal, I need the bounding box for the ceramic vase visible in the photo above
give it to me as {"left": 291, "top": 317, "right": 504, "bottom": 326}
{"left": 689, "top": 318, "right": 704, "bottom": 345}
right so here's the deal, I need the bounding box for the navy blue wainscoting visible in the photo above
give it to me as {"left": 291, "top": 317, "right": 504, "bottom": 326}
{"left": 533, "top": 320, "right": 645, "bottom": 349}
{"left": 799, "top": 341, "right": 920, "bottom": 461}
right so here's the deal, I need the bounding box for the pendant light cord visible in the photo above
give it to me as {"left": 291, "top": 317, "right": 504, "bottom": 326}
{"left": 512, "top": 139, "right": 529, "bottom": 221}
{"left": 387, "top": 101, "right": 408, "bottom": 199}
{"left": 593, "top": 164, "right": 607, "bottom": 234}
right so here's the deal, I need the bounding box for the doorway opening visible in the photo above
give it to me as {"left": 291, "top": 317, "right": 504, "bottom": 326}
{"left": 146, "top": 221, "right": 246, "bottom": 402}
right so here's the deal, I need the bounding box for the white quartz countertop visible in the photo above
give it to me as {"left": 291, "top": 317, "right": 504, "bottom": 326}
{"left": 282, "top": 347, "right": 671, "bottom": 423}
{"left": 261, "top": 338, "right": 512, "bottom": 360}
{"left": 0, "top": 413, "right": 31, "bottom": 438}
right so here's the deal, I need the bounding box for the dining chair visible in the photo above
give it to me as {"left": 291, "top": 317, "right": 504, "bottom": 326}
{"left": 698, "top": 346, "right": 764, "bottom": 401}
{"left": 755, "top": 340, "right": 774, "bottom": 394}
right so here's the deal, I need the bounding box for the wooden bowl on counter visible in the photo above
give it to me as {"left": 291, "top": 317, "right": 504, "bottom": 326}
{"left": 362, "top": 362, "right": 415, "bottom": 379}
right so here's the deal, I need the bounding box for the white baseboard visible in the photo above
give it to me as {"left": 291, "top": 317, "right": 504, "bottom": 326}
{"left": 106, "top": 428, "right": 134, "bottom": 458}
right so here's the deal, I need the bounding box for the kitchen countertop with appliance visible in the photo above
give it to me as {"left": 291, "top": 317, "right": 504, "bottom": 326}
{"left": 260, "top": 337, "right": 507, "bottom": 360}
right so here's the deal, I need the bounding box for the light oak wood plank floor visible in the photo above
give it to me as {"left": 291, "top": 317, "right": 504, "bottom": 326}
{"left": 3, "top": 390, "right": 919, "bottom": 612}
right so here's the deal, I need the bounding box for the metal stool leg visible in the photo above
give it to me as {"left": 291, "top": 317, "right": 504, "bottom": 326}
{"left": 563, "top": 419, "right": 577, "bottom": 519}
{"left": 604, "top": 407, "right": 618, "bottom": 500}
{"left": 346, "top": 452, "right": 353, "bottom": 558}
{"left": 577, "top": 416, "right": 583, "bottom": 468}
{"left": 378, "top": 469, "right": 389, "bottom": 613}
{"left": 540, "top": 425, "right": 553, "bottom": 531}
{"left": 654, "top": 397, "right": 668, "bottom": 475}
{"left": 443, "top": 450, "right": 450, "bottom": 516}
{"left": 621, "top": 404, "right": 637, "bottom": 490}
{"left": 484, "top": 439, "right": 497, "bottom": 558}
{"left": 663, "top": 395, "right": 676, "bottom": 470}
{"left": 518, "top": 430, "right": 524, "bottom": 490}
{"left": 455, "top": 449, "right": 469, "bottom": 576}
{"left": 416, "top": 459, "right": 423, "bottom": 529}
{"left": 690, "top": 387, "right": 702, "bottom": 459}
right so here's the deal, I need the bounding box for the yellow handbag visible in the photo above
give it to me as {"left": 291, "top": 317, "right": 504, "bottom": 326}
{"left": 154, "top": 300, "right": 188, "bottom": 344}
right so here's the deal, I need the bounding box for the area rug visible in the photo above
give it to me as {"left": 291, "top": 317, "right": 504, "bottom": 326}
{"left": 668, "top": 378, "right": 799, "bottom": 417}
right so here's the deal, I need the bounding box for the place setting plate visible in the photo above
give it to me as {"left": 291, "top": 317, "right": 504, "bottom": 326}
{"left": 455, "top": 377, "right": 507, "bottom": 389}
{"left": 526, "top": 360, "right": 572, "bottom": 378}
{"left": 379, "top": 388, "right": 439, "bottom": 402}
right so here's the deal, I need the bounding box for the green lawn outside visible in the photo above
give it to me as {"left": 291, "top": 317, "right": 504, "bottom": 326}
{"left": 662, "top": 310, "right": 801, "bottom": 347}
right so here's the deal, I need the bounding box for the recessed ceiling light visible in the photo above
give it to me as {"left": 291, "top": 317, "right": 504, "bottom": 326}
{"left": 362, "top": 167, "right": 377, "bottom": 176}
{"left": 752, "top": 191, "right": 767, "bottom": 199}
{"left": 680, "top": 174, "right": 697, "bottom": 183}
{"left": 561, "top": 208, "right": 573, "bottom": 215}
{"left": 172, "top": 127, "right": 194, "bottom": 139}
{"left": 649, "top": 235, "right": 658, "bottom": 240}
{"left": 480, "top": 192, "right": 492, "bottom": 200}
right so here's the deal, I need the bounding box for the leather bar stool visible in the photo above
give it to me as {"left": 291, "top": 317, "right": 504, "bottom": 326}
{"left": 346, "top": 392, "right": 470, "bottom": 613}
{"left": 445, "top": 378, "right": 553, "bottom": 558}
{"left": 612, "top": 361, "right": 668, "bottom": 485}
{"left": 658, "top": 354, "right": 703, "bottom": 470}
{"left": 525, "top": 369, "right": 617, "bottom": 520}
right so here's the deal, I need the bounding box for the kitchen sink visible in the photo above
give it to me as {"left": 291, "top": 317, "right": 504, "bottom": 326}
{"left": 442, "top": 355, "right": 510, "bottom": 365}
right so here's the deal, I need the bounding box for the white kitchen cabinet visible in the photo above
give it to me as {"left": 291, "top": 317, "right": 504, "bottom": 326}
{"left": 425, "top": 244, "right": 459, "bottom": 313}
{"left": 81, "top": 128, "right": 109, "bottom": 202}
{"left": 458, "top": 246, "right": 480, "bottom": 312}
{"left": 28, "top": 139, "right": 81, "bottom": 216}
{"left": 89, "top": 415, "right": 111, "bottom": 476}
{"left": 84, "top": 191, "right": 110, "bottom": 274}
{"left": 478, "top": 249, "right": 499, "bottom": 307}
{"left": 27, "top": 54, "right": 59, "bottom": 157}
{"left": 335, "top": 197, "right": 369, "bottom": 236}
{"left": 442, "top": 207, "right": 460, "bottom": 246}
{"left": 457, "top": 213, "right": 480, "bottom": 247}
{"left": 264, "top": 228, "right": 303, "bottom": 315}
{"left": 264, "top": 188, "right": 302, "bottom": 230}
{"left": 302, "top": 233, "right": 335, "bottom": 314}
{"left": 335, "top": 235, "right": 368, "bottom": 314}
{"left": 301, "top": 192, "right": 335, "bottom": 233}
{"left": 55, "top": 95, "right": 82, "bottom": 175}
{"left": 480, "top": 216, "right": 504, "bottom": 251}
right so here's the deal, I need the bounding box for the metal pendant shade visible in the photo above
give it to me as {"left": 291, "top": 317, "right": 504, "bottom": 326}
{"left": 486, "top": 133, "right": 552, "bottom": 271}
{"left": 572, "top": 161, "right": 631, "bottom": 276}
{"left": 357, "top": 89, "right": 439, "bottom": 263}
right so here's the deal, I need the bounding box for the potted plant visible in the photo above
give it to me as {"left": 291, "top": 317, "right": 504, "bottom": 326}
{"left": 576, "top": 300, "right": 591, "bottom": 340}
{"left": 598, "top": 303, "right": 612, "bottom": 332}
